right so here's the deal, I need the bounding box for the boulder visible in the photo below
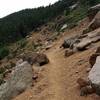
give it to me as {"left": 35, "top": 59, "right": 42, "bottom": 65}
{"left": 21, "top": 52, "right": 49, "bottom": 66}
{"left": 0, "top": 61, "right": 33, "bottom": 100}
{"left": 62, "top": 28, "right": 100, "bottom": 51}
{"left": 88, "top": 56, "right": 100, "bottom": 95}
{"left": 76, "top": 28, "right": 100, "bottom": 51}
{"left": 75, "top": 38, "right": 91, "bottom": 51}
{"left": 61, "top": 36, "right": 80, "bottom": 49}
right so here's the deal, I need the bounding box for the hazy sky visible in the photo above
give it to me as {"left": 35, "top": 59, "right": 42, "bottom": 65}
{"left": 0, "top": 0, "right": 58, "bottom": 18}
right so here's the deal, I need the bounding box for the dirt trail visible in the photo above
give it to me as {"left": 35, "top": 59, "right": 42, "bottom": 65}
{"left": 14, "top": 19, "right": 100, "bottom": 100}
{"left": 44, "top": 42, "right": 97, "bottom": 100}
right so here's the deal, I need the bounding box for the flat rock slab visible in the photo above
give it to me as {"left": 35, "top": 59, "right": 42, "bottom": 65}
{"left": 76, "top": 28, "right": 100, "bottom": 50}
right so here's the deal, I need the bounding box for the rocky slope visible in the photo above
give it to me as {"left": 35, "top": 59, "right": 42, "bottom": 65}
{"left": 0, "top": 3, "right": 100, "bottom": 100}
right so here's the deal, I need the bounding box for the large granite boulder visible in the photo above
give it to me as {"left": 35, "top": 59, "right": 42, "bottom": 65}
{"left": 61, "top": 28, "right": 100, "bottom": 51}
{"left": 0, "top": 61, "right": 33, "bottom": 100}
{"left": 88, "top": 56, "right": 100, "bottom": 95}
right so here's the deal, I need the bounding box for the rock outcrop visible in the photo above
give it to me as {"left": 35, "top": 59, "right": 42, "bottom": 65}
{"left": 61, "top": 28, "right": 100, "bottom": 51}
{"left": 0, "top": 61, "right": 33, "bottom": 100}
{"left": 75, "top": 29, "right": 100, "bottom": 50}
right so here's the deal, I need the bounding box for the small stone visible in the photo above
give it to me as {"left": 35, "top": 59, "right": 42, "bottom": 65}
{"left": 77, "top": 77, "right": 90, "bottom": 88}
{"left": 75, "top": 71, "right": 79, "bottom": 73}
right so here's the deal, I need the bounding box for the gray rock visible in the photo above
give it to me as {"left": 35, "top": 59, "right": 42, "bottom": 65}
{"left": 61, "top": 36, "right": 79, "bottom": 49}
{"left": 0, "top": 61, "right": 33, "bottom": 100}
{"left": 88, "top": 56, "right": 100, "bottom": 95}
{"left": 75, "top": 28, "right": 100, "bottom": 51}
{"left": 75, "top": 37, "right": 91, "bottom": 51}
{"left": 62, "top": 28, "right": 100, "bottom": 51}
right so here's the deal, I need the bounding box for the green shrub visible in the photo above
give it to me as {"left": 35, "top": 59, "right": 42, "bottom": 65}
{"left": 0, "top": 47, "right": 9, "bottom": 60}
{"left": 65, "top": 5, "right": 88, "bottom": 28}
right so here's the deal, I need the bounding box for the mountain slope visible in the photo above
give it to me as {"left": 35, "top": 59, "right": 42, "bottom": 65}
{"left": 0, "top": 0, "right": 77, "bottom": 44}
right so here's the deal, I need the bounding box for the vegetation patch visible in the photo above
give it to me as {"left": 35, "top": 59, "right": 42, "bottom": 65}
{"left": 0, "top": 46, "right": 9, "bottom": 60}
{"left": 65, "top": 5, "right": 88, "bottom": 29}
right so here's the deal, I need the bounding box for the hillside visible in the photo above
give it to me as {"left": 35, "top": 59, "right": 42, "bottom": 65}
{"left": 0, "top": 0, "right": 77, "bottom": 44}
{"left": 0, "top": 0, "right": 100, "bottom": 100}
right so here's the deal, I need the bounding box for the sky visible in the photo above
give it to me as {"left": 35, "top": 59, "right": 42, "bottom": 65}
{"left": 0, "top": 0, "right": 58, "bottom": 18}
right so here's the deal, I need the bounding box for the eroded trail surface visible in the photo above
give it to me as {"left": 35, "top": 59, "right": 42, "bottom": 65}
{"left": 14, "top": 23, "right": 100, "bottom": 100}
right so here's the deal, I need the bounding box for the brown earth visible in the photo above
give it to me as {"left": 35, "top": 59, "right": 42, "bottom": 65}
{"left": 13, "top": 18, "right": 100, "bottom": 100}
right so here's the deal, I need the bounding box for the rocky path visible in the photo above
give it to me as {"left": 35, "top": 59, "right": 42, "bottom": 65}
{"left": 14, "top": 22, "right": 100, "bottom": 100}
